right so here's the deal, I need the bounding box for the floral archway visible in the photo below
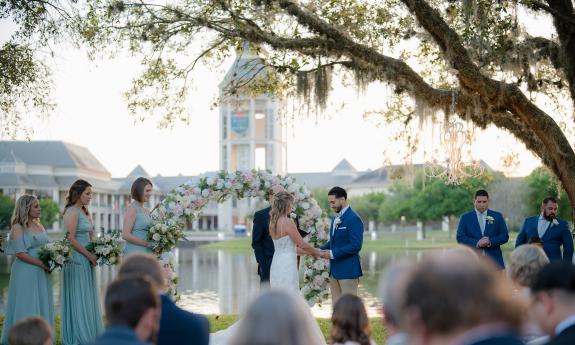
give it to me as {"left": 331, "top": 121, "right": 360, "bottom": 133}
{"left": 149, "top": 169, "right": 331, "bottom": 305}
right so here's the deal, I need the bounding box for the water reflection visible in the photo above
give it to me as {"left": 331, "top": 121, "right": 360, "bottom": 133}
{"left": 0, "top": 245, "right": 429, "bottom": 318}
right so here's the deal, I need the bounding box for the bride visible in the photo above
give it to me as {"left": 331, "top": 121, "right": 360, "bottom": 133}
{"left": 210, "top": 191, "right": 326, "bottom": 345}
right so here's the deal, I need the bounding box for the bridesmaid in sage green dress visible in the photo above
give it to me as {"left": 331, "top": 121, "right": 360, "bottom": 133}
{"left": 1, "top": 195, "right": 54, "bottom": 344}
{"left": 122, "top": 177, "right": 153, "bottom": 255}
{"left": 60, "top": 179, "right": 103, "bottom": 345}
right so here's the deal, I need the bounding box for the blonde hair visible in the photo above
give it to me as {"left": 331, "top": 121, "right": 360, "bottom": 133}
{"left": 508, "top": 245, "right": 549, "bottom": 287}
{"left": 269, "top": 191, "right": 293, "bottom": 239}
{"left": 11, "top": 195, "right": 38, "bottom": 227}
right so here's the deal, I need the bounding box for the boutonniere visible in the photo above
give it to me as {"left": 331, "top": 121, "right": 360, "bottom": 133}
{"left": 552, "top": 218, "right": 559, "bottom": 226}
{"left": 334, "top": 217, "right": 342, "bottom": 228}
{"left": 486, "top": 216, "right": 494, "bottom": 224}
{"left": 290, "top": 212, "right": 297, "bottom": 219}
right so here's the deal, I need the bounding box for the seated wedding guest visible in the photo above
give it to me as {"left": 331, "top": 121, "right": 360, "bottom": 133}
{"left": 8, "top": 316, "right": 52, "bottom": 345}
{"left": 330, "top": 294, "right": 376, "bottom": 345}
{"left": 402, "top": 252, "right": 525, "bottom": 345}
{"left": 379, "top": 259, "right": 415, "bottom": 345}
{"left": 531, "top": 261, "right": 575, "bottom": 345}
{"left": 0, "top": 195, "right": 54, "bottom": 345}
{"left": 118, "top": 253, "right": 210, "bottom": 345}
{"left": 86, "top": 276, "right": 161, "bottom": 345}
{"left": 508, "top": 245, "right": 549, "bottom": 344}
{"left": 230, "top": 290, "right": 326, "bottom": 345}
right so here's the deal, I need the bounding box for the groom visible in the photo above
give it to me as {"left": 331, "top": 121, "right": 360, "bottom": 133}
{"left": 320, "top": 186, "right": 364, "bottom": 304}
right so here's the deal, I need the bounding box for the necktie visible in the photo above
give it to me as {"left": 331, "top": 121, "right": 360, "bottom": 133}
{"left": 479, "top": 213, "right": 485, "bottom": 234}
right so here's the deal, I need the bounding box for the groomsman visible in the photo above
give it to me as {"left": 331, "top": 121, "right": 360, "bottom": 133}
{"left": 516, "top": 196, "right": 573, "bottom": 262}
{"left": 456, "top": 189, "right": 509, "bottom": 269}
{"left": 320, "top": 186, "right": 364, "bottom": 304}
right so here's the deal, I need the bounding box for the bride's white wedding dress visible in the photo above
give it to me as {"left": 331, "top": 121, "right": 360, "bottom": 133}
{"left": 209, "top": 233, "right": 326, "bottom": 345}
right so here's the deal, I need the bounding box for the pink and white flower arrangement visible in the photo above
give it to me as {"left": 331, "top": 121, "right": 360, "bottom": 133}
{"left": 150, "top": 169, "right": 331, "bottom": 306}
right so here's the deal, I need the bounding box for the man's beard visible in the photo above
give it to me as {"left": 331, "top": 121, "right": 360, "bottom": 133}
{"left": 544, "top": 212, "right": 556, "bottom": 222}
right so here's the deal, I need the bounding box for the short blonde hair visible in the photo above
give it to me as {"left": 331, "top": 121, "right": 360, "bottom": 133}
{"left": 508, "top": 245, "right": 549, "bottom": 287}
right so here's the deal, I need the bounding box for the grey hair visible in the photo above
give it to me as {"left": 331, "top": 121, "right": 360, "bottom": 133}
{"left": 230, "top": 289, "right": 321, "bottom": 345}
{"left": 379, "top": 259, "right": 416, "bottom": 327}
{"left": 508, "top": 245, "right": 549, "bottom": 287}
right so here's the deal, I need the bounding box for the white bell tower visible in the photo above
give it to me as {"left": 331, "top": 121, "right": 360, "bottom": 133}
{"left": 217, "top": 43, "right": 287, "bottom": 232}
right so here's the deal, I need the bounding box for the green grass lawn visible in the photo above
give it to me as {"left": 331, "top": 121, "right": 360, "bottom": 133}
{"left": 0, "top": 315, "right": 387, "bottom": 344}
{"left": 201, "top": 230, "right": 519, "bottom": 253}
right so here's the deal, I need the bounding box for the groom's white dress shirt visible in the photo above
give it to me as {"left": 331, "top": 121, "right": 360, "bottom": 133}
{"left": 327, "top": 205, "right": 350, "bottom": 260}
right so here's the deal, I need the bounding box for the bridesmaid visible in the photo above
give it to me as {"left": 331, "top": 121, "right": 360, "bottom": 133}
{"left": 60, "top": 179, "right": 103, "bottom": 345}
{"left": 0, "top": 195, "right": 54, "bottom": 344}
{"left": 122, "top": 177, "right": 153, "bottom": 254}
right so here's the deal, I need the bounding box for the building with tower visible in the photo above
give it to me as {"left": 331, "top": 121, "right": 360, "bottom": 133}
{"left": 217, "top": 43, "right": 287, "bottom": 231}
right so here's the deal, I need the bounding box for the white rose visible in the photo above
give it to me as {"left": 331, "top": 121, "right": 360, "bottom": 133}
{"left": 108, "top": 256, "right": 117, "bottom": 264}
{"left": 55, "top": 255, "right": 65, "bottom": 265}
{"left": 301, "top": 202, "right": 310, "bottom": 210}
{"left": 152, "top": 233, "right": 161, "bottom": 241}
{"left": 201, "top": 189, "right": 209, "bottom": 197}
{"left": 206, "top": 177, "right": 214, "bottom": 185}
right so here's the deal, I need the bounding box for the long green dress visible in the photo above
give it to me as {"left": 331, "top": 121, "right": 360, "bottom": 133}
{"left": 0, "top": 228, "right": 55, "bottom": 344}
{"left": 61, "top": 207, "right": 103, "bottom": 345}
{"left": 123, "top": 203, "right": 152, "bottom": 255}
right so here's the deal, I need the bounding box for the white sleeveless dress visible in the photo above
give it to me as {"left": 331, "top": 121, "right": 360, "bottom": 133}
{"left": 270, "top": 235, "right": 299, "bottom": 293}
{"left": 209, "top": 233, "right": 325, "bottom": 345}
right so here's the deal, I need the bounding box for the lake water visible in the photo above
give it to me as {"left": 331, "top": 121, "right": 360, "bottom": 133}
{"left": 0, "top": 243, "right": 430, "bottom": 318}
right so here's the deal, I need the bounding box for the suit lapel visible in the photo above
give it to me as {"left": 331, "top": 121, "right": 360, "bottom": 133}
{"left": 332, "top": 207, "right": 351, "bottom": 239}
{"left": 541, "top": 220, "right": 553, "bottom": 240}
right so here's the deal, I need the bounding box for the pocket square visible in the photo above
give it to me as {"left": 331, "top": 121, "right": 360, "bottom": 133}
{"left": 338, "top": 227, "right": 347, "bottom": 230}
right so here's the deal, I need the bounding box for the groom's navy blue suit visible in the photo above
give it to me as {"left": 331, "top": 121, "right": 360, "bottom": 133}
{"left": 252, "top": 206, "right": 274, "bottom": 283}
{"left": 516, "top": 215, "right": 573, "bottom": 262}
{"left": 456, "top": 209, "right": 509, "bottom": 269}
{"left": 320, "top": 207, "right": 364, "bottom": 279}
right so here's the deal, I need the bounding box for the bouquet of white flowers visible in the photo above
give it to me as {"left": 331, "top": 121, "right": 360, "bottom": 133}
{"left": 86, "top": 232, "right": 123, "bottom": 266}
{"left": 39, "top": 239, "right": 72, "bottom": 271}
{"left": 148, "top": 221, "right": 185, "bottom": 255}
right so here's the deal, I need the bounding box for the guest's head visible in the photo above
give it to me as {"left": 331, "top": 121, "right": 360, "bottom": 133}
{"left": 474, "top": 189, "right": 489, "bottom": 213}
{"left": 131, "top": 177, "right": 153, "bottom": 204}
{"left": 448, "top": 244, "right": 481, "bottom": 262}
{"left": 11, "top": 195, "right": 40, "bottom": 227}
{"left": 541, "top": 196, "right": 558, "bottom": 220}
{"left": 379, "top": 259, "right": 416, "bottom": 336}
{"left": 402, "top": 252, "right": 524, "bottom": 345}
{"left": 531, "top": 261, "right": 575, "bottom": 337}
{"left": 528, "top": 236, "right": 543, "bottom": 247}
{"left": 230, "top": 290, "right": 320, "bottom": 345}
{"left": 118, "top": 253, "right": 166, "bottom": 293}
{"left": 328, "top": 186, "right": 348, "bottom": 213}
{"left": 104, "top": 275, "right": 161, "bottom": 343}
{"left": 269, "top": 191, "right": 294, "bottom": 238}
{"left": 331, "top": 294, "right": 372, "bottom": 345}
{"left": 508, "top": 245, "right": 549, "bottom": 288}
{"left": 8, "top": 316, "right": 52, "bottom": 345}
{"left": 64, "top": 179, "right": 92, "bottom": 214}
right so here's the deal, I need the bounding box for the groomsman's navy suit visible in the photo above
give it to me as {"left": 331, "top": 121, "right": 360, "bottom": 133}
{"left": 157, "top": 294, "right": 210, "bottom": 345}
{"left": 252, "top": 206, "right": 274, "bottom": 283}
{"left": 516, "top": 215, "right": 573, "bottom": 262}
{"left": 320, "top": 207, "right": 364, "bottom": 279}
{"left": 456, "top": 209, "right": 509, "bottom": 269}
